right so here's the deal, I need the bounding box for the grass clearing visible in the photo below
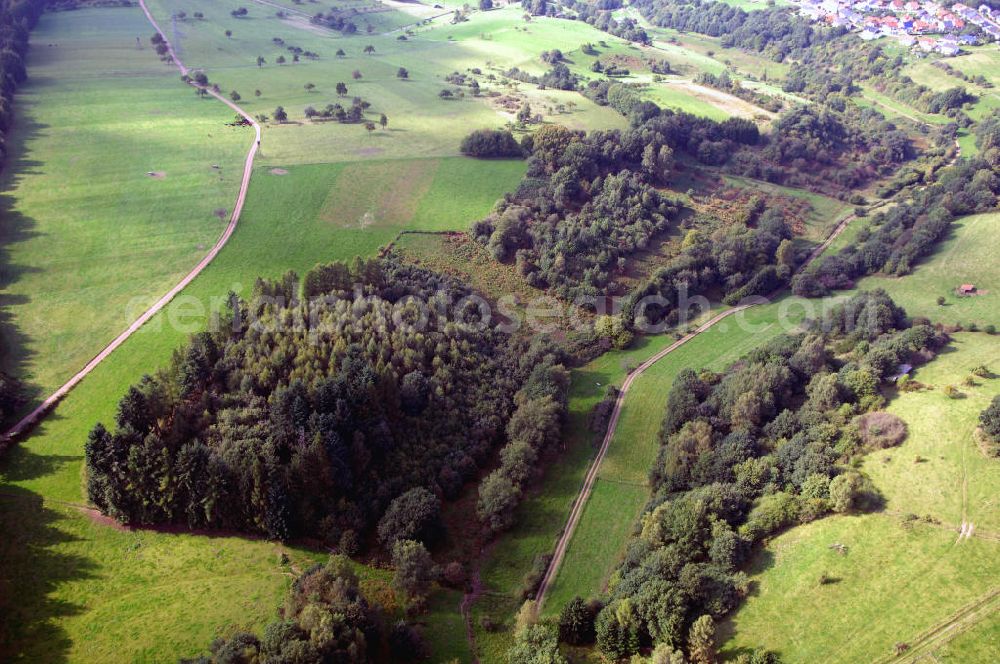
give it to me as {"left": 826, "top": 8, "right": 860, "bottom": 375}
{"left": 723, "top": 333, "right": 1000, "bottom": 662}
{"left": 0, "top": 7, "right": 247, "bottom": 400}
{"left": 854, "top": 212, "right": 1000, "bottom": 328}
{"left": 722, "top": 513, "right": 1000, "bottom": 663}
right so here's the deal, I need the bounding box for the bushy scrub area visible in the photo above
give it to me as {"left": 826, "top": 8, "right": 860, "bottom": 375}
{"left": 471, "top": 95, "right": 915, "bottom": 323}
{"left": 185, "top": 555, "right": 431, "bottom": 664}
{"left": 793, "top": 112, "right": 1000, "bottom": 296}
{"left": 563, "top": 291, "right": 947, "bottom": 661}
{"left": 85, "top": 256, "right": 568, "bottom": 547}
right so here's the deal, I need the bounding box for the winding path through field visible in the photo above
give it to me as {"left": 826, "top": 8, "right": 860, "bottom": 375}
{"left": 2, "top": 0, "right": 261, "bottom": 443}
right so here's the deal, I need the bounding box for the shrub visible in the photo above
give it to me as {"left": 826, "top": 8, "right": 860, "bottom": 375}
{"left": 377, "top": 487, "right": 442, "bottom": 547}
{"left": 460, "top": 128, "right": 524, "bottom": 158}
{"left": 558, "top": 596, "right": 596, "bottom": 645}
{"left": 856, "top": 411, "right": 908, "bottom": 449}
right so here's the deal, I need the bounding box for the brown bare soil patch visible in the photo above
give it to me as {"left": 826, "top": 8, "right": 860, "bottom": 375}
{"left": 269, "top": 167, "right": 289, "bottom": 175}
{"left": 146, "top": 171, "right": 166, "bottom": 179}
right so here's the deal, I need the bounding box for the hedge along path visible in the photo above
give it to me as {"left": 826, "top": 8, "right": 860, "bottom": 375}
{"left": 2, "top": 0, "right": 261, "bottom": 444}
{"left": 533, "top": 197, "right": 873, "bottom": 612}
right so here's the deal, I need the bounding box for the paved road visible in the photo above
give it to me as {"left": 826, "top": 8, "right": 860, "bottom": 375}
{"left": 2, "top": 1, "right": 261, "bottom": 444}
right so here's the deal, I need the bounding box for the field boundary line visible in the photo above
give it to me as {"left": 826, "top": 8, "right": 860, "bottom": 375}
{"left": 871, "top": 586, "right": 1000, "bottom": 664}
{"left": 1, "top": 1, "right": 261, "bottom": 445}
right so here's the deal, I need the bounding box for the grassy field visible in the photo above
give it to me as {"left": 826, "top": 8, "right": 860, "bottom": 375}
{"left": 863, "top": 333, "right": 1000, "bottom": 532}
{"left": 722, "top": 513, "right": 1000, "bottom": 663}
{"left": 0, "top": 8, "right": 247, "bottom": 400}
{"left": 0, "top": 152, "right": 523, "bottom": 661}
{"left": 723, "top": 333, "right": 1000, "bottom": 663}
{"left": 854, "top": 212, "right": 1000, "bottom": 328}
{"left": 0, "top": 6, "right": 529, "bottom": 658}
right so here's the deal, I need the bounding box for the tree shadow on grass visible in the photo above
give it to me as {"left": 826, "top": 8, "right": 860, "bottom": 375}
{"left": 0, "top": 117, "right": 51, "bottom": 423}
{"left": 0, "top": 481, "right": 97, "bottom": 663}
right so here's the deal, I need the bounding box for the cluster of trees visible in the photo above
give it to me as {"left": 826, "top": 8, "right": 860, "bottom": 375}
{"left": 623, "top": 203, "right": 794, "bottom": 330}
{"left": 185, "top": 555, "right": 429, "bottom": 663}
{"left": 477, "top": 346, "right": 570, "bottom": 535}
{"left": 311, "top": 9, "right": 361, "bottom": 34}
{"left": 793, "top": 119, "right": 1000, "bottom": 296}
{"left": 304, "top": 97, "right": 370, "bottom": 123}
{"left": 728, "top": 105, "right": 914, "bottom": 191}
{"left": 631, "top": 0, "right": 835, "bottom": 61}
{"left": 85, "top": 257, "right": 544, "bottom": 547}
{"left": 783, "top": 36, "right": 974, "bottom": 117}
{"left": 460, "top": 128, "right": 526, "bottom": 158}
{"left": 505, "top": 63, "right": 580, "bottom": 90}
{"left": 471, "top": 122, "right": 682, "bottom": 299}
{"left": 0, "top": 0, "right": 46, "bottom": 424}
{"left": 580, "top": 291, "right": 941, "bottom": 661}
{"left": 560, "top": 0, "right": 651, "bottom": 43}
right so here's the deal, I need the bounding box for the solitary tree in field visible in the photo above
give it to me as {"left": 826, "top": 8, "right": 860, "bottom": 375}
{"left": 230, "top": 90, "right": 241, "bottom": 101}
{"left": 336, "top": 82, "right": 348, "bottom": 96}
{"left": 274, "top": 106, "right": 287, "bottom": 122}
{"left": 365, "top": 121, "right": 376, "bottom": 137}
{"left": 379, "top": 113, "right": 388, "bottom": 129}
{"left": 336, "top": 48, "right": 346, "bottom": 57}
{"left": 304, "top": 82, "right": 315, "bottom": 92}
{"left": 364, "top": 44, "right": 376, "bottom": 55}
{"left": 276, "top": 55, "right": 286, "bottom": 65}
{"left": 256, "top": 55, "right": 265, "bottom": 68}
{"left": 397, "top": 67, "right": 409, "bottom": 79}
{"left": 352, "top": 69, "right": 362, "bottom": 80}
{"left": 517, "top": 102, "right": 532, "bottom": 125}
{"left": 225, "top": 29, "right": 233, "bottom": 39}
{"left": 254, "top": 89, "right": 261, "bottom": 97}
{"left": 193, "top": 11, "right": 204, "bottom": 19}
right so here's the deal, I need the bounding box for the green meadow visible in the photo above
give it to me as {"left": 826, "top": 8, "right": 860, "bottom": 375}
{"left": 0, "top": 8, "right": 247, "bottom": 398}
{"left": 723, "top": 333, "right": 1000, "bottom": 663}
{"left": 854, "top": 212, "right": 1000, "bottom": 328}
{"left": 0, "top": 5, "right": 524, "bottom": 660}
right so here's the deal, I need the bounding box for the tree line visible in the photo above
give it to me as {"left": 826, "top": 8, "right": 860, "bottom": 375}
{"left": 793, "top": 114, "right": 1000, "bottom": 297}
{"left": 558, "top": 291, "right": 944, "bottom": 662}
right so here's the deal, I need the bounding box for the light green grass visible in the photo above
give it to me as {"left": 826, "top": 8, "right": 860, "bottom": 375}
{"left": 722, "top": 513, "right": 1000, "bottom": 663}
{"left": 724, "top": 334, "right": 1000, "bottom": 663}
{"left": 854, "top": 212, "right": 1000, "bottom": 328}
{"left": 935, "top": 610, "right": 1000, "bottom": 662}
{"left": 862, "top": 333, "right": 1000, "bottom": 532}
{"left": 0, "top": 7, "right": 247, "bottom": 399}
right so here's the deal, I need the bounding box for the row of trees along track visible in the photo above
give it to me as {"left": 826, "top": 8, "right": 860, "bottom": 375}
{"left": 1, "top": 0, "right": 261, "bottom": 445}
{"left": 530, "top": 195, "right": 896, "bottom": 612}
{"left": 529, "top": 132, "right": 963, "bottom": 614}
